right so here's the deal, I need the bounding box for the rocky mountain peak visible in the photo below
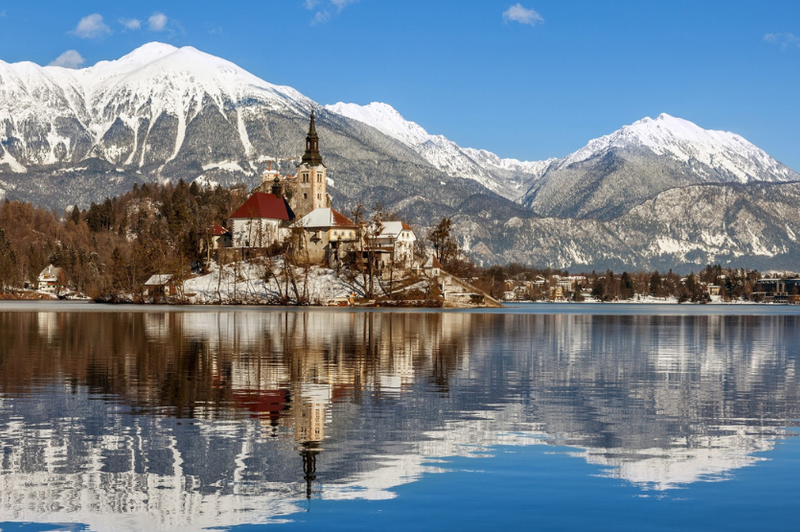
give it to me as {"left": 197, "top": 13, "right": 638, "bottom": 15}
{"left": 559, "top": 113, "right": 796, "bottom": 185}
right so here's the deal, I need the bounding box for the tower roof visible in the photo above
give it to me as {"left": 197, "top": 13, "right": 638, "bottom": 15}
{"left": 300, "top": 110, "right": 324, "bottom": 167}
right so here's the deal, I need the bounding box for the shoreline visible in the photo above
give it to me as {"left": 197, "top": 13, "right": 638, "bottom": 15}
{"left": 2, "top": 298, "right": 800, "bottom": 316}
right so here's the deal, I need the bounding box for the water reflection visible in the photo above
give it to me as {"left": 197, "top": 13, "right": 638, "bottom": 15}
{"left": 0, "top": 308, "right": 799, "bottom": 530}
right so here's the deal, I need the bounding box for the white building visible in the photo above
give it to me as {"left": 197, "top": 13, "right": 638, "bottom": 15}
{"left": 37, "top": 264, "right": 64, "bottom": 293}
{"left": 371, "top": 221, "right": 417, "bottom": 267}
{"left": 229, "top": 190, "right": 295, "bottom": 248}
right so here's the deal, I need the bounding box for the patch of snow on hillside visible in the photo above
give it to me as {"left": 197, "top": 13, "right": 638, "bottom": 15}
{"left": 202, "top": 161, "right": 248, "bottom": 173}
{"left": 504, "top": 217, "right": 524, "bottom": 229}
{"left": 193, "top": 175, "right": 220, "bottom": 189}
{"left": 0, "top": 150, "right": 27, "bottom": 173}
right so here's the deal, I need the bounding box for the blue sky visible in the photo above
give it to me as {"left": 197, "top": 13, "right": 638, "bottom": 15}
{"left": 1, "top": 1, "right": 799, "bottom": 169}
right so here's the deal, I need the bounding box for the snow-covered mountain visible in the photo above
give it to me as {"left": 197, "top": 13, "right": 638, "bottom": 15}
{"left": 522, "top": 113, "right": 799, "bottom": 220}
{"left": 0, "top": 42, "right": 310, "bottom": 173}
{"left": 562, "top": 113, "right": 794, "bottom": 181}
{"left": 2, "top": 43, "right": 800, "bottom": 270}
{"left": 2, "top": 42, "right": 529, "bottom": 221}
{"left": 0, "top": 43, "right": 550, "bottom": 204}
{"left": 325, "top": 101, "right": 555, "bottom": 201}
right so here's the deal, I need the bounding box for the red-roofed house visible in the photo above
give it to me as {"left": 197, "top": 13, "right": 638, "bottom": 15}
{"left": 209, "top": 223, "right": 232, "bottom": 249}
{"left": 230, "top": 192, "right": 295, "bottom": 248}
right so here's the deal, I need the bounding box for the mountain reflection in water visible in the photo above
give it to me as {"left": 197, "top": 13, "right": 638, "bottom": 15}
{"left": 0, "top": 308, "right": 799, "bottom": 531}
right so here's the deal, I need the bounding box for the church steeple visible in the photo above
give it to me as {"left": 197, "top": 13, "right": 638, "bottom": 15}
{"left": 292, "top": 108, "right": 329, "bottom": 218}
{"left": 301, "top": 110, "right": 324, "bottom": 167}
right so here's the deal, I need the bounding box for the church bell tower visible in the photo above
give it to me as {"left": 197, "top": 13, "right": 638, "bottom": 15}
{"left": 293, "top": 110, "right": 328, "bottom": 218}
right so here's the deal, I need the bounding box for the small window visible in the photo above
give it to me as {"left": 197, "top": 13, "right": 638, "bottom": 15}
{"left": 304, "top": 193, "right": 308, "bottom": 199}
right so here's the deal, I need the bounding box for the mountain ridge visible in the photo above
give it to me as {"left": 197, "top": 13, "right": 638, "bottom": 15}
{"left": 1, "top": 42, "right": 799, "bottom": 272}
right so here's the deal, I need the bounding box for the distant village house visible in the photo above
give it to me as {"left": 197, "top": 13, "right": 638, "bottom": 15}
{"left": 37, "top": 264, "right": 64, "bottom": 293}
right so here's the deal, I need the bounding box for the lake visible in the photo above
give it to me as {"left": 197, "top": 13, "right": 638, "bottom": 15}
{"left": 1, "top": 302, "right": 799, "bottom": 531}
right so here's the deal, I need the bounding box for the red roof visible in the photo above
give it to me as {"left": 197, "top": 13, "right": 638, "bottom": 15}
{"left": 428, "top": 255, "right": 442, "bottom": 269}
{"left": 230, "top": 192, "right": 295, "bottom": 221}
{"left": 331, "top": 208, "right": 357, "bottom": 227}
{"left": 211, "top": 223, "right": 229, "bottom": 236}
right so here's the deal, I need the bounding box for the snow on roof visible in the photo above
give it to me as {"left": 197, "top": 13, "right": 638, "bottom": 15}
{"left": 230, "top": 192, "right": 295, "bottom": 221}
{"left": 144, "top": 274, "right": 173, "bottom": 286}
{"left": 296, "top": 208, "right": 355, "bottom": 229}
{"left": 379, "top": 220, "right": 415, "bottom": 238}
{"left": 38, "top": 264, "right": 62, "bottom": 280}
{"left": 424, "top": 255, "right": 442, "bottom": 270}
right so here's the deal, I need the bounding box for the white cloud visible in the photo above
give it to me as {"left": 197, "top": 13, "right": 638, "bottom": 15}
{"left": 148, "top": 12, "right": 167, "bottom": 31}
{"left": 764, "top": 32, "right": 800, "bottom": 50}
{"left": 119, "top": 18, "right": 141, "bottom": 30}
{"left": 305, "top": 0, "right": 357, "bottom": 25}
{"left": 72, "top": 14, "right": 111, "bottom": 39}
{"left": 49, "top": 50, "right": 85, "bottom": 69}
{"left": 503, "top": 4, "right": 544, "bottom": 26}
{"left": 312, "top": 10, "right": 331, "bottom": 25}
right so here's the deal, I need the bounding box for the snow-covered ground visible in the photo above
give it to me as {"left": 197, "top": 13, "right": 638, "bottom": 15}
{"left": 182, "top": 260, "right": 367, "bottom": 304}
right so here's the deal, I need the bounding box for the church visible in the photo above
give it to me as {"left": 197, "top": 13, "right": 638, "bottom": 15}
{"left": 224, "top": 110, "right": 416, "bottom": 267}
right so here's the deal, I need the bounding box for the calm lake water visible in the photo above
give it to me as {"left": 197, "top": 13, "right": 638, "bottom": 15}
{"left": 1, "top": 302, "right": 799, "bottom": 531}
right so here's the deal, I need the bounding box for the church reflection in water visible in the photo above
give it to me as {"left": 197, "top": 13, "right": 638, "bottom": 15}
{"left": 0, "top": 308, "right": 799, "bottom": 530}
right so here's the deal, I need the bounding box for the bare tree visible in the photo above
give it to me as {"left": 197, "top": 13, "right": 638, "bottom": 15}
{"left": 427, "top": 217, "right": 458, "bottom": 269}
